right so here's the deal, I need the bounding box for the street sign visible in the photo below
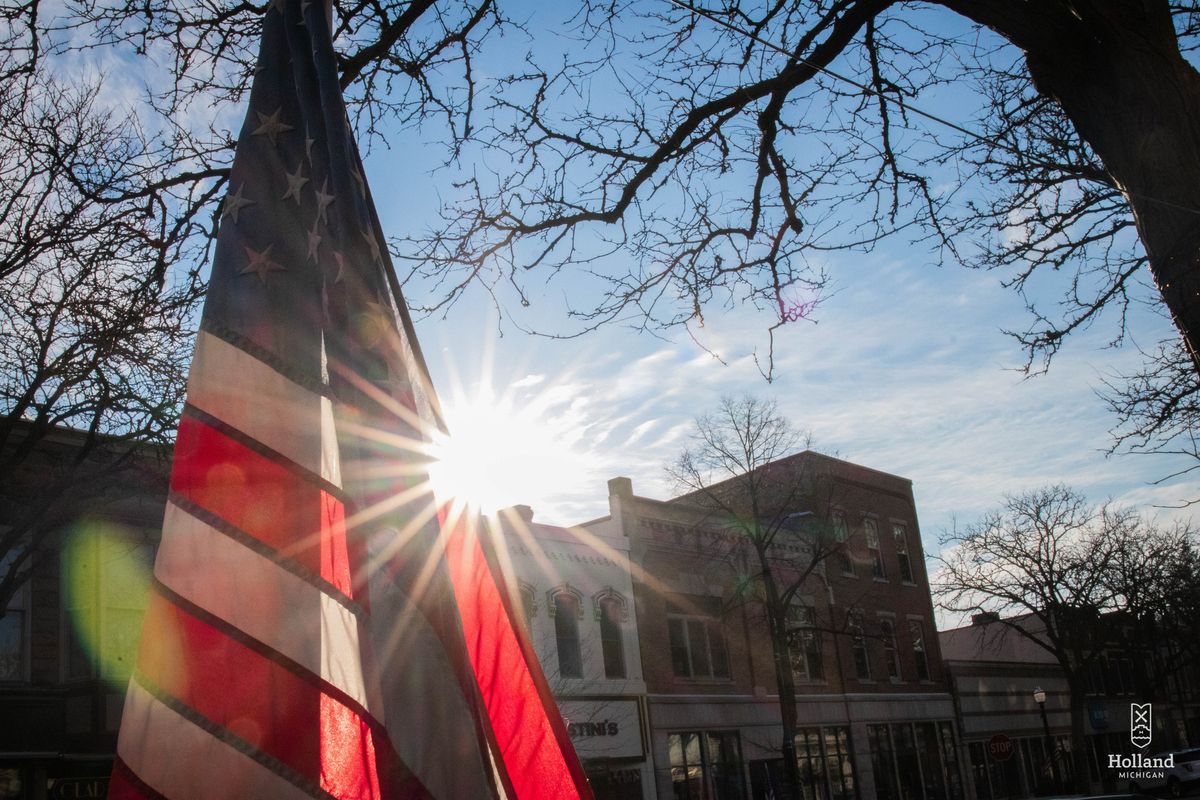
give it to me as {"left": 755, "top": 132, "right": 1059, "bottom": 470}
{"left": 988, "top": 733, "right": 1015, "bottom": 762}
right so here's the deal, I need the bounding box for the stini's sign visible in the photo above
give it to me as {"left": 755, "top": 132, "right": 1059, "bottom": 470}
{"left": 557, "top": 699, "right": 644, "bottom": 759}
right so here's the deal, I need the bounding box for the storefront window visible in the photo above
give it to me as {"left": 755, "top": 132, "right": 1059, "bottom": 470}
{"left": 868, "top": 722, "right": 961, "bottom": 800}
{"left": 669, "top": 731, "right": 745, "bottom": 800}
{"left": 585, "top": 764, "right": 642, "bottom": 800}
{"left": 795, "top": 726, "right": 857, "bottom": 800}
{"left": 915, "top": 722, "right": 947, "bottom": 800}
{"left": 938, "top": 722, "right": 964, "bottom": 800}
{"left": 0, "top": 767, "right": 21, "bottom": 800}
{"left": 869, "top": 725, "right": 899, "bottom": 800}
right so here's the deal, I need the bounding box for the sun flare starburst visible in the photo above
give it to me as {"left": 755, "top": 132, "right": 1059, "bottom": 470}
{"left": 426, "top": 378, "right": 585, "bottom": 519}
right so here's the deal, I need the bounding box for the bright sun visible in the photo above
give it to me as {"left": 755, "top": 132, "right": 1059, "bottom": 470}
{"left": 426, "top": 382, "right": 584, "bottom": 518}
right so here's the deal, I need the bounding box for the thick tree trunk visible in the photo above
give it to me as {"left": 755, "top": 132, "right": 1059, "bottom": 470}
{"left": 948, "top": 0, "right": 1200, "bottom": 369}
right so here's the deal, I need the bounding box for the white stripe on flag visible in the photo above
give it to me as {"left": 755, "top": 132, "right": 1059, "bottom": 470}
{"left": 367, "top": 571, "right": 498, "bottom": 799}
{"left": 116, "top": 679, "right": 314, "bottom": 800}
{"left": 156, "top": 502, "right": 372, "bottom": 712}
{"left": 187, "top": 330, "right": 341, "bottom": 487}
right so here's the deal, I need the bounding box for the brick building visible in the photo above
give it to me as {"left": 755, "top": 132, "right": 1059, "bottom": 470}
{"left": 0, "top": 424, "right": 167, "bottom": 800}
{"left": 4, "top": 432, "right": 969, "bottom": 800}
{"left": 582, "top": 452, "right": 965, "bottom": 800}
{"left": 942, "top": 612, "right": 1200, "bottom": 799}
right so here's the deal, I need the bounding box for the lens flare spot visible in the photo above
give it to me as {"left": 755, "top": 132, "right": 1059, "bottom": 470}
{"left": 62, "top": 520, "right": 156, "bottom": 686}
{"left": 227, "top": 715, "right": 264, "bottom": 747}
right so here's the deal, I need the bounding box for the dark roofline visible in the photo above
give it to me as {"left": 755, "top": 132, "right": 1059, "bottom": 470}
{"left": 669, "top": 449, "right": 913, "bottom": 507}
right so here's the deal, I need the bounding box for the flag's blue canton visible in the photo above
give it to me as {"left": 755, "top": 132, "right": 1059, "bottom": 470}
{"left": 206, "top": 0, "right": 396, "bottom": 398}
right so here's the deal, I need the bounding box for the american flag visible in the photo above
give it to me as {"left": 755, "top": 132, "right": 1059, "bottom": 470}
{"left": 109, "top": 1, "right": 592, "bottom": 797}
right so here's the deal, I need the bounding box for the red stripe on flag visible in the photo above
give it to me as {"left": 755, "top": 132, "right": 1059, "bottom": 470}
{"left": 108, "top": 758, "right": 164, "bottom": 800}
{"left": 172, "top": 413, "right": 360, "bottom": 601}
{"left": 137, "top": 588, "right": 422, "bottom": 799}
{"left": 441, "top": 509, "right": 593, "bottom": 800}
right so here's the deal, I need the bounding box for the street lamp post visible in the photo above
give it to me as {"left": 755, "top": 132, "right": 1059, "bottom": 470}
{"left": 1033, "top": 687, "right": 1060, "bottom": 794}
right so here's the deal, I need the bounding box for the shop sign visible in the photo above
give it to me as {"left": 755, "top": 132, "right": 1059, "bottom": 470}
{"left": 558, "top": 698, "right": 643, "bottom": 759}
{"left": 47, "top": 777, "right": 109, "bottom": 799}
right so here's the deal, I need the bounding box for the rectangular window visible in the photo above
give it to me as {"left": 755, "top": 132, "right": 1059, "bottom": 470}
{"left": 785, "top": 605, "right": 824, "bottom": 682}
{"left": 668, "top": 614, "right": 730, "bottom": 680}
{"left": 669, "top": 731, "right": 745, "bottom": 800}
{"left": 893, "top": 524, "right": 914, "bottom": 583}
{"left": 915, "top": 722, "right": 948, "bottom": 800}
{"left": 910, "top": 619, "right": 930, "bottom": 681}
{"left": 831, "top": 510, "right": 854, "bottom": 576}
{"left": 864, "top": 519, "right": 885, "bottom": 579}
{"left": 880, "top": 618, "right": 901, "bottom": 680}
{"left": 870, "top": 725, "right": 900, "bottom": 800}
{"left": 0, "top": 542, "right": 27, "bottom": 682}
{"left": 599, "top": 598, "right": 626, "bottom": 679}
{"left": 872, "top": 723, "right": 962, "bottom": 800}
{"left": 850, "top": 611, "right": 871, "bottom": 680}
{"left": 796, "top": 726, "right": 858, "bottom": 800}
{"left": 553, "top": 593, "right": 583, "bottom": 678}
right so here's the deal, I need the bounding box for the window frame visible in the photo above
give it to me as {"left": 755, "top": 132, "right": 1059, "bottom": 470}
{"left": 831, "top": 510, "right": 854, "bottom": 577}
{"left": 597, "top": 594, "right": 627, "bottom": 680}
{"left": 850, "top": 610, "right": 872, "bottom": 681}
{"left": 549, "top": 586, "right": 584, "bottom": 679}
{"left": 892, "top": 523, "right": 914, "bottom": 583}
{"left": 909, "top": 618, "right": 931, "bottom": 681}
{"left": 863, "top": 518, "right": 886, "bottom": 580}
{"left": 668, "top": 730, "right": 746, "bottom": 800}
{"left": 879, "top": 617, "right": 902, "bottom": 680}
{"left": 787, "top": 604, "right": 824, "bottom": 682}
{"left": 667, "top": 612, "right": 731, "bottom": 681}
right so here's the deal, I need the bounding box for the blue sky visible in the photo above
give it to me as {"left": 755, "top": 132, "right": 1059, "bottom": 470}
{"left": 406, "top": 235, "right": 1195, "bottom": 551}
{"left": 346, "top": 5, "right": 1199, "bottom": 556}
{"left": 54, "top": 0, "right": 1196, "bottom": 555}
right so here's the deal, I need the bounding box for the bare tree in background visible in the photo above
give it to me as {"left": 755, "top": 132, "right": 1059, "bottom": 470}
{"left": 935, "top": 485, "right": 1196, "bottom": 791}
{"left": 0, "top": 67, "right": 205, "bottom": 617}
{"left": 668, "top": 395, "right": 857, "bottom": 799}
{"left": 1102, "top": 521, "right": 1200, "bottom": 738}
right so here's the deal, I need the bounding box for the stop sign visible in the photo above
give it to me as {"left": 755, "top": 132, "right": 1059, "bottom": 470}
{"left": 988, "top": 733, "right": 1015, "bottom": 762}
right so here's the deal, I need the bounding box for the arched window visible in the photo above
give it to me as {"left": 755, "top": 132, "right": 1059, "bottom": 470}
{"left": 548, "top": 585, "right": 583, "bottom": 678}
{"left": 517, "top": 581, "right": 537, "bottom": 627}
{"left": 597, "top": 595, "right": 626, "bottom": 679}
